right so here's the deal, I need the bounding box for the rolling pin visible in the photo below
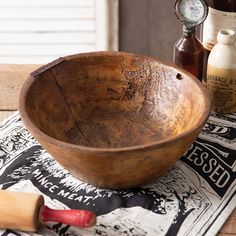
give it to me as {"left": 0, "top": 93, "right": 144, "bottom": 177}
{"left": 0, "top": 190, "right": 96, "bottom": 232}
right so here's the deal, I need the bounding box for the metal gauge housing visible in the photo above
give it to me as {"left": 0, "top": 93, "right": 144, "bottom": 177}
{"left": 174, "top": 0, "right": 208, "bottom": 28}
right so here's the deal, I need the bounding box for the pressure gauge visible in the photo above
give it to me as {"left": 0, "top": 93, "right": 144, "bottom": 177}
{"left": 174, "top": 0, "right": 208, "bottom": 28}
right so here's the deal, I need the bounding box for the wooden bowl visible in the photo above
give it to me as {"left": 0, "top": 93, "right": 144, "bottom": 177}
{"left": 19, "top": 51, "right": 210, "bottom": 189}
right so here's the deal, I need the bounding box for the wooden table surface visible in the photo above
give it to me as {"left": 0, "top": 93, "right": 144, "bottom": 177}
{"left": 0, "top": 64, "right": 235, "bottom": 235}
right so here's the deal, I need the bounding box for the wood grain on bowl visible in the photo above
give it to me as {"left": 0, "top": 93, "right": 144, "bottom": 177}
{"left": 19, "top": 51, "right": 211, "bottom": 189}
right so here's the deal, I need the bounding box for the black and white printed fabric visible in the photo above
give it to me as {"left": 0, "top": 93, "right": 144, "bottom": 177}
{"left": 0, "top": 112, "right": 235, "bottom": 236}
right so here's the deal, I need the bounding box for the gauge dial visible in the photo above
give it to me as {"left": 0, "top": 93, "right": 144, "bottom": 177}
{"left": 175, "top": 0, "right": 208, "bottom": 27}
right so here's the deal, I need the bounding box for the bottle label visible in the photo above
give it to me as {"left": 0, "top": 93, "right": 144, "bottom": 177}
{"left": 207, "top": 65, "right": 236, "bottom": 113}
{"left": 203, "top": 7, "right": 236, "bottom": 51}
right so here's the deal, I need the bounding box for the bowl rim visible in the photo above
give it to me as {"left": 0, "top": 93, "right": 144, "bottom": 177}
{"left": 19, "top": 51, "right": 211, "bottom": 154}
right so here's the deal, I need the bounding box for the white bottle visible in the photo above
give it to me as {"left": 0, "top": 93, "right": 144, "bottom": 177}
{"left": 206, "top": 29, "right": 236, "bottom": 113}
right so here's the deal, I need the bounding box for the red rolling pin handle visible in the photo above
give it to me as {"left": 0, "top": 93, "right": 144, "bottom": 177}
{"left": 40, "top": 206, "right": 96, "bottom": 228}
{"left": 0, "top": 190, "right": 96, "bottom": 231}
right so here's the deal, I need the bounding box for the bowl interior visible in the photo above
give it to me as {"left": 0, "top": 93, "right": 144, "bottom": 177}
{"left": 23, "top": 53, "right": 207, "bottom": 148}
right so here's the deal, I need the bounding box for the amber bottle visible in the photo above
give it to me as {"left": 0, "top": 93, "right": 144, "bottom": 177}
{"left": 173, "top": 26, "right": 208, "bottom": 82}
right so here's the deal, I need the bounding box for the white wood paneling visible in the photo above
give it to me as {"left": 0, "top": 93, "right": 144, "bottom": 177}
{"left": 0, "top": 57, "right": 59, "bottom": 64}
{"left": 0, "top": 0, "right": 94, "bottom": 7}
{"left": 0, "top": 44, "right": 95, "bottom": 56}
{"left": 0, "top": 0, "right": 95, "bottom": 64}
{"left": 95, "top": 0, "right": 108, "bottom": 50}
{"left": 0, "top": 0, "right": 118, "bottom": 64}
{"left": 0, "top": 20, "right": 95, "bottom": 32}
{"left": 0, "top": 8, "right": 94, "bottom": 20}
{"left": 0, "top": 32, "right": 95, "bottom": 44}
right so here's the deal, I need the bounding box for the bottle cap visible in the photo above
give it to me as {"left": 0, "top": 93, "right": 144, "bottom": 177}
{"left": 217, "top": 29, "right": 236, "bottom": 44}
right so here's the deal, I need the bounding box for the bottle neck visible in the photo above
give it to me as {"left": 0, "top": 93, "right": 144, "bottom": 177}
{"left": 183, "top": 25, "right": 196, "bottom": 37}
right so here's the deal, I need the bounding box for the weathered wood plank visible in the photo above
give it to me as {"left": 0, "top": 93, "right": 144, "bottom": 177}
{"left": 219, "top": 209, "right": 236, "bottom": 235}
{"left": 0, "top": 64, "right": 40, "bottom": 110}
{"left": 218, "top": 234, "right": 235, "bottom": 236}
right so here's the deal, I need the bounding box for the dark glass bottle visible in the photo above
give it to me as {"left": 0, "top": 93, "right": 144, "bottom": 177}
{"left": 173, "top": 26, "right": 208, "bottom": 82}
{"left": 202, "top": 0, "right": 236, "bottom": 52}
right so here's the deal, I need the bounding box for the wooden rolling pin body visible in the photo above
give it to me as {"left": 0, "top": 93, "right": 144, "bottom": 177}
{"left": 0, "top": 190, "right": 96, "bottom": 232}
{"left": 0, "top": 190, "right": 44, "bottom": 232}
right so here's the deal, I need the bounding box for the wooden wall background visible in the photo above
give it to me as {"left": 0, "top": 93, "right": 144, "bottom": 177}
{"left": 119, "top": 0, "right": 182, "bottom": 62}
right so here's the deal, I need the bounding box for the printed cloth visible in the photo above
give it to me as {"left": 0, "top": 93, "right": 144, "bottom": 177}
{"left": 0, "top": 112, "right": 235, "bottom": 236}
